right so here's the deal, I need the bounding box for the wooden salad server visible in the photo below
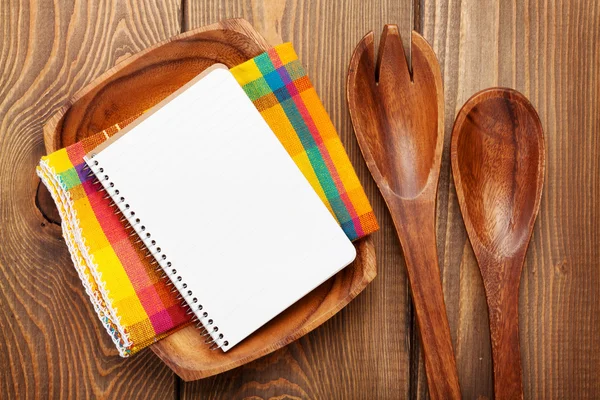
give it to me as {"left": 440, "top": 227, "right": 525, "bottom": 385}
{"left": 451, "top": 88, "right": 545, "bottom": 400}
{"left": 347, "top": 26, "right": 461, "bottom": 399}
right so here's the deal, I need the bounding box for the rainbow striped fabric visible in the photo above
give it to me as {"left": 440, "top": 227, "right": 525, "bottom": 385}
{"left": 38, "top": 119, "right": 190, "bottom": 356}
{"left": 37, "top": 43, "right": 378, "bottom": 356}
{"left": 231, "top": 44, "right": 377, "bottom": 239}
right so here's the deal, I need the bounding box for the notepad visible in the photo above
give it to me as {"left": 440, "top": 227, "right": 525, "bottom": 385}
{"left": 83, "top": 65, "right": 356, "bottom": 352}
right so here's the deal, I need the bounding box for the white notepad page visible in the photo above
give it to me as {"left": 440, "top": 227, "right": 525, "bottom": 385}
{"left": 84, "top": 65, "right": 356, "bottom": 351}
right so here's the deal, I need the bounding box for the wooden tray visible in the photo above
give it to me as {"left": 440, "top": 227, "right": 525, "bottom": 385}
{"left": 42, "top": 18, "right": 376, "bottom": 381}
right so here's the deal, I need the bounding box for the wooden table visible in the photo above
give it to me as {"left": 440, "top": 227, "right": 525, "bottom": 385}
{"left": 1, "top": 1, "right": 598, "bottom": 398}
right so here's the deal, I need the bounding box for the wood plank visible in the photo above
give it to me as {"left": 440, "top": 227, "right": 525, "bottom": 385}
{"left": 422, "top": 0, "right": 600, "bottom": 398}
{"left": 0, "top": 1, "right": 182, "bottom": 398}
{"left": 182, "top": 1, "right": 414, "bottom": 398}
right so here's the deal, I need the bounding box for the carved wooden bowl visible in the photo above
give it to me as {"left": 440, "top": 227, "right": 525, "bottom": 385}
{"left": 42, "top": 18, "right": 376, "bottom": 381}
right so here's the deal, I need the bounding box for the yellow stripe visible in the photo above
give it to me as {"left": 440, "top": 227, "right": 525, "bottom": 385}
{"left": 45, "top": 149, "right": 73, "bottom": 174}
{"left": 231, "top": 60, "right": 262, "bottom": 86}
{"left": 275, "top": 42, "right": 298, "bottom": 65}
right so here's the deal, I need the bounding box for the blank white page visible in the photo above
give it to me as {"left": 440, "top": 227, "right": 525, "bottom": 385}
{"left": 84, "top": 65, "right": 356, "bottom": 351}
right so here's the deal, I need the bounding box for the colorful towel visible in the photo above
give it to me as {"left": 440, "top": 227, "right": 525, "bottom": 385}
{"left": 37, "top": 43, "right": 378, "bottom": 356}
{"left": 232, "top": 44, "right": 377, "bottom": 239}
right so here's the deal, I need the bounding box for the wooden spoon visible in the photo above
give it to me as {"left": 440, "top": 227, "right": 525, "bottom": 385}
{"left": 347, "top": 26, "right": 461, "bottom": 399}
{"left": 451, "top": 88, "right": 545, "bottom": 400}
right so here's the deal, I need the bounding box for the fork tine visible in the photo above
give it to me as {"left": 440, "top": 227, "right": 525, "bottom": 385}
{"left": 377, "top": 24, "right": 410, "bottom": 88}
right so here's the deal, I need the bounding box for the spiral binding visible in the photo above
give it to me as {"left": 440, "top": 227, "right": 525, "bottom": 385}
{"left": 84, "top": 156, "right": 229, "bottom": 350}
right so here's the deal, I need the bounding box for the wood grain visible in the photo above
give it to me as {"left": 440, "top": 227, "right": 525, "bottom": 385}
{"left": 347, "top": 27, "right": 460, "bottom": 399}
{"left": 2, "top": 0, "right": 599, "bottom": 398}
{"left": 43, "top": 18, "right": 270, "bottom": 153}
{"left": 452, "top": 88, "right": 546, "bottom": 400}
{"left": 423, "top": 0, "right": 600, "bottom": 399}
{"left": 0, "top": 1, "right": 182, "bottom": 398}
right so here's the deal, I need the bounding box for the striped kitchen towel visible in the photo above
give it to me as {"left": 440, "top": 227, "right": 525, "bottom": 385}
{"left": 37, "top": 43, "right": 378, "bottom": 356}
{"left": 231, "top": 43, "right": 377, "bottom": 239}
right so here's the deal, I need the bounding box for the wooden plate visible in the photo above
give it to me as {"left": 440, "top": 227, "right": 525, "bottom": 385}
{"left": 42, "top": 18, "right": 376, "bottom": 381}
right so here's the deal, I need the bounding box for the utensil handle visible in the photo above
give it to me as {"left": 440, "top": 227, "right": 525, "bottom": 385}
{"left": 391, "top": 200, "right": 461, "bottom": 400}
{"left": 485, "top": 278, "right": 524, "bottom": 400}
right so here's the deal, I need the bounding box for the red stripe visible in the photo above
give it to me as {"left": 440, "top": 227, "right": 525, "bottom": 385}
{"left": 69, "top": 153, "right": 179, "bottom": 335}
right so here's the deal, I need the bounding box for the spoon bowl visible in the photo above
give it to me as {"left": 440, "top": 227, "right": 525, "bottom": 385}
{"left": 454, "top": 90, "right": 544, "bottom": 258}
{"left": 451, "top": 88, "right": 545, "bottom": 400}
